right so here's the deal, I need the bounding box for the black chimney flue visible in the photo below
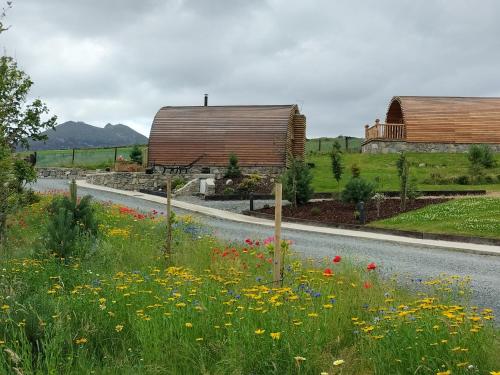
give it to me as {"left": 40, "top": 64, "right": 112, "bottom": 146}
{"left": 204, "top": 94, "right": 208, "bottom": 106}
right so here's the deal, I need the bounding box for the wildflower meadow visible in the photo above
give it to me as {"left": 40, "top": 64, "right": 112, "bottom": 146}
{"left": 0, "top": 195, "right": 499, "bottom": 374}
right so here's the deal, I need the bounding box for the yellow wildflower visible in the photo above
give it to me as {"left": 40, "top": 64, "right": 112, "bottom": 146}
{"left": 270, "top": 332, "right": 281, "bottom": 340}
{"left": 255, "top": 329, "right": 265, "bottom": 335}
{"left": 185, "top": 322, "right": 193, "bottom": 328}
{"left": 333, "top": 359, "right": 345, "bottom": 366}
{"left": 75, "top": 338, "right": 87, "bottom": 345}
{"left": 115, "top": 325, "right": 124, "bottom": 332}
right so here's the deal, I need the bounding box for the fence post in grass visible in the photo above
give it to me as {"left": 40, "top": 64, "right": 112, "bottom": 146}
{"left": 318, "top": 138, "right": 322, "bottom": 152}
{"left": 164, "top": 175, "right": 173, "bottom": 261}
{"left": 72, "top": 148, "right": 75, "bottom": 165}
{"left": 273, "top": 183, "right": 283, "bottom": 287}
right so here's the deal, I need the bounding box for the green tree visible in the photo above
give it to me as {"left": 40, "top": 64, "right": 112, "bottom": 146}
{"left": 0, "top": 56, "right": 57, "bottom": 150}
{"left": 396, "top": 152, "right": 410, "bottom": 211}
{"left": 350, "top": 163, "right": 361, "bottom": 178}
{"left": 225, "top": 153, "right": 242, "bottom": 178}
{"left": 341, "top": 177, "right": 375, "bottom": 204}
{"left": 129, "top": 144, "right": 143, "bottom": 165}
{"left": 330, "top": 141, "right": 343, "bottom": 192}
{"left": 468, "top": 144, "right": 496, "bottom": 170}
{"left": 0, "top": 12, "right": 57, "bottom": 245}
{"left": 282, "top": 155, "right": 314, "bottom": 207}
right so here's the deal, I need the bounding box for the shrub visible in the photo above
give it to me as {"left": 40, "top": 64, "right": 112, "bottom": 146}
{"left": 341, "top": 177, "right": 375, "bottom": 204}
{"left": 372, "top": 193, "right": 385, "bottom": 218}
{"left": 282, "top": 156, "right": 314, "bottom": 206}
{"left": 237, "top": 174, "right": 262, "bottom": 193}
{"left": 225, "top": 153, "right": 242, "bottom": 178}
{"left": 46, "top": 180, "right": 98, "bottom": 259}
{"left": 350, "top": 163, "right": 361, "bottom": 178}
{"left": 172, "top": 177, "right": 186, "bottom": 190}
{"left": 468, "top": 144, "right": 496, "bottom": 168}
{"left": 129, "top": 145, "right": 143, "bottom": 165}
{"left": 454, "top": 175, "right": 470, "bottom": 185}
{"left": 310, "top": 206, "right": 321, "bottom": 216}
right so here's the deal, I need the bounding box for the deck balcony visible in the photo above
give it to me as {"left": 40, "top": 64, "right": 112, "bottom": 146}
{"left": 364, "top": 119, "right": 406, "bottom": 142}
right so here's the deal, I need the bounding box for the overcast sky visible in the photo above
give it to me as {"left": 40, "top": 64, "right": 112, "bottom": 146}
{"left": 2, "top": 0, "right": 500, "bottom": 138}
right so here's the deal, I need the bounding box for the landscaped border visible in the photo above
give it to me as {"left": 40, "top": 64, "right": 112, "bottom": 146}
{"left": 242, "top": 210, "right": 500, "bottom": 246}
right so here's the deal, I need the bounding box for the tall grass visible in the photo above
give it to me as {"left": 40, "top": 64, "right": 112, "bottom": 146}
{"left": 0, "top": 197, "right": 498, "bottom": 374}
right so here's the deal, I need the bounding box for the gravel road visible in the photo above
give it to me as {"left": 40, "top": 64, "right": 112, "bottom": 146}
{"left": 32, "top": 179, "right": 500, "bottom": 314}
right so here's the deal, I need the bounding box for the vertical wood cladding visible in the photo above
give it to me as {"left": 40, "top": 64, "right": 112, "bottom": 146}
{"left": 386, "top": 96, "right": 500, "bottom": 144}
{"left": 148, "top": 105, "right": 306, "bottom": 167}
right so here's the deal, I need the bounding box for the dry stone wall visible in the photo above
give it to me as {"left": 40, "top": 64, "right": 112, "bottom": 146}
{"left": 362, "top": 140, "right": 500, "bottom": 154}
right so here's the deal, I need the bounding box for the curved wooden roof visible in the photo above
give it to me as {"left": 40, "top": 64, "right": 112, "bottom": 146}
{"left": 386, "top": 96, "right": 500, "bottom": 143}
{"left": 148, "top": 105, "right": 305, "bottom": 167}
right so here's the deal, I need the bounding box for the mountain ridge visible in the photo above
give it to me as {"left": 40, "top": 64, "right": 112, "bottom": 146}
{"left": 23, "top": 121, "right": 149, "bottom": 150}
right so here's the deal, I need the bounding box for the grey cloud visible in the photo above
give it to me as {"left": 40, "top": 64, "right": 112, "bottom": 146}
{"left": 2, "top": 0, "right": 500, "bottom": 137}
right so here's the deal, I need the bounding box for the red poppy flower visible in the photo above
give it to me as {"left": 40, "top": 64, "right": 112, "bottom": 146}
{"left": 333, "top": 255, "right": 342, "bottom": 263}
{"left": 323, "top": 268, "right": 333, "bottom": 277}
{"left": 363, "top": 281, "right": 372, "bottom": 289}
{"left": 367, "top": 262, "right": 377, "bottom": 271}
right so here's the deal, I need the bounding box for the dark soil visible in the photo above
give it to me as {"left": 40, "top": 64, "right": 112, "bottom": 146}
{"left": 215, "top": 175, "right": 275, "bottom": 195}
{"left": 255, "top": 198, "right": 450, "bottom": 225}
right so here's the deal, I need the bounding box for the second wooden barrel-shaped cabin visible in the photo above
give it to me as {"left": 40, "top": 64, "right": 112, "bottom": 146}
{"left": 148, "top": 104, "right": 306, "bottom": 172}
{"left": 363, "top": 96, "right": 500, "bottom": 153}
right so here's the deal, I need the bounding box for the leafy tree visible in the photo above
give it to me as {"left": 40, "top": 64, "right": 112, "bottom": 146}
{"left": 330, "top": 141, "right": 343, "bottom": 192}
{"left": 0, "top": 14, "right": 56, "bottom": 245}
{"left": 0, "top": 56, "right": 57, "bottom": 150}
{"left": 397, "top": 152, "right": 411, "bottom": 211}
{"left": 225, "top": 153, "right": 242, "bottom": 178}
{"left": 282, "top": 155, "right": 314, "bottom": 206}
{"left": 129, "top": 144, "right": 143, "bottom": 165}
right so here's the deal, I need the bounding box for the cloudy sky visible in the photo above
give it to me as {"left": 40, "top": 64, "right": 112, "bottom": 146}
{"left": 2, "top": 0, "right": 500, "bottom": 138}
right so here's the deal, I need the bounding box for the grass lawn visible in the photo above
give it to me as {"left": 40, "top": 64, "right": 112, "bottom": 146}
{"left": 369, "top": 197, "right": 500, "bottom": 239}
{"left": 0, "top": 195, "right": 499, "bottom": 374}
{"left": 306, "top": 152, "right": 500, "bottom": 192}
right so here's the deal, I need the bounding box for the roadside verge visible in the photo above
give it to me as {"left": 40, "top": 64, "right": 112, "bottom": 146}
{"left": 76, "top": 181, "right": 500, "bottom": 256}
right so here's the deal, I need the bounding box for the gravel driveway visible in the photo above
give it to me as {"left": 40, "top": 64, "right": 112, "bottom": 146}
{"left": 32, "top": 179, "right": 500, "bottom": 315}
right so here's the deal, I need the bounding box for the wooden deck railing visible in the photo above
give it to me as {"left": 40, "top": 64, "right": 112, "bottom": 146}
{"left": 364, "top": 120, "right": 406, "bottom": 141}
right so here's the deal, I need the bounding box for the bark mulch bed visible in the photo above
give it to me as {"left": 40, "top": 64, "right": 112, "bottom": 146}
{"left": 255, "top": 198, "right": 450, "bottom": 225}
{"left": 215, "top": 175, "right": 274, "bottom": 195}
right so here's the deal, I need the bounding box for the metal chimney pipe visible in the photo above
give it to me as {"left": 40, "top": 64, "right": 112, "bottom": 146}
{"left": 204, "top": 94, "right": 208, "bottom": 106}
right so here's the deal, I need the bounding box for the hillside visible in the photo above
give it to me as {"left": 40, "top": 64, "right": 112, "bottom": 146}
{"left": 24, "top": 121, "right": 148, "bottom": 150}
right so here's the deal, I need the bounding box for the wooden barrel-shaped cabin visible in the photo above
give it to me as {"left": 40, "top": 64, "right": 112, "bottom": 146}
{"left": 363, "top": 96, "right": 500, "bottom": 153}
{"left": 148, "top": 105, "right": 306, "bottom": 171}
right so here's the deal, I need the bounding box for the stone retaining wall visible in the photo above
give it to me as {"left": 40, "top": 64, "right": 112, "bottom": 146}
{"left": 362, "top": 140, "right": 500, "bottom": 154}
{"left": 86, "top": 172, "right": 213, "bottom": 192}
{"left": 36, "top": 167, "right": 87, "bottom": 179}
{"left": 152, "top": 165, "right": 284, "bottom": 178}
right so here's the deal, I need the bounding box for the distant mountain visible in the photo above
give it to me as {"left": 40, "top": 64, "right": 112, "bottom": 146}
{"left": 23, "top": 121, "right": 149, "bottom": 150}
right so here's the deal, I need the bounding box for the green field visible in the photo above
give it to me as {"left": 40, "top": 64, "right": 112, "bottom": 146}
{"left": 18, "top": 146, "right": 146, "bottom": 169}
{"left": 307, "top": 152, "right": 500, "bottom": 192}
{"left": 305, "top": 137, "right": 363, "bottom": 154}
{"left": 370, "top": 197, "right": 500, "bottom": 239}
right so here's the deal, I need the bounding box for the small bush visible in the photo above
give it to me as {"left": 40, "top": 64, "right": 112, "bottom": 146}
{"left": 454, "top": 175, "right": 470, "bottom": 185}
{"left": 225, "top": 153, "right": 242, "bottom": 178}
{"left": 468, "top": 144, "right": 496, "bottom": 168}
{"left": 350, "top": 163, "right": 361, "bottom": 178}
{"left": 172, "top": 177, "right": 186, "bottom": 190}
{"left": 46, "top": 181, "right": 98, "bottom": 259}
{"left": 310, "top": 206, "right": 321, "bottom": 216}
{"left": 129, "top": 145, "right": 143, "bottom": 165}
{"left": 341, "top": 177, "right": 375, "bottom": 204}
{"left": 223, "top": 187, "right": 235, "bottom": 195}
{"left": 237, "top": 174, "right": 262, "bottom": 193}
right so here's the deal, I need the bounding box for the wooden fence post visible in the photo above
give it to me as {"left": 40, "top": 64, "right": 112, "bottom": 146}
{"left": 72, "top": 149, "right": 75, "bottom": 165}
{"left": 165, "top": 175, "right": 173, "bottom": 260}
{"left": 273, "top": 183, "right": 282, "bottom": 286}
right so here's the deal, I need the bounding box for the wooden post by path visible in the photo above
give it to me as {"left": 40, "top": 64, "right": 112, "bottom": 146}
{"left": 165, "top": 175, "right": 173, "bottom": 260}
{"left": 273, "top": 183, "right": 282, "bottom": 286}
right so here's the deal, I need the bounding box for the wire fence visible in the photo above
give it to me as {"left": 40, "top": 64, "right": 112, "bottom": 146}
{"left": 18, "top": 145, "right": 147, "bottom": 168}
{"left": 305, "top": 138, "right": 362, "bottom": 154}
